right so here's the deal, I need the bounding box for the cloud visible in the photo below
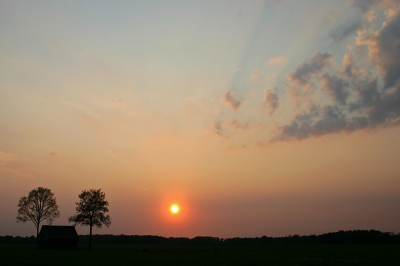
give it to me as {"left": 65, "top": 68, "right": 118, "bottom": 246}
{"left": 211, "top": 122, "right": 229, "bottom": 139}
{"left": 272, "top": 105, "right": 347, "bottom": 141}
{"left": 329, "top": 22, "right": 363, "bottom": 43}
{"left": 210, "top": 120, "right": 250, "bottom": 140}
{"left": 353, "top": 0, "right": 400, "bottom": 14}
{"left": 353, "top": 0, "right": 400, "bottom": 21}
{"left": 221, "top": 90, "right": 242, "bottom": 110}
{"left": 320, "top": 74, "right": 349, "bottom": 105}
{"left": 270, "top": 10, "right": 400, "bottom": 143}
{"left": 352, "top": 80, "right": 400, "bottom": 127}
{"left": 385, "top": 3, "right": 400, "bottom": 18}
{"left": 229, "top": 119, "right": 250, "bottom": 130}
{"left": 353, "top": 0, "right": 376, "bottom": 13}
{"left": 341, "top": 52, "right": 362, "bottom": 80}
{"left": 286, "top": 52, "right": 334, "bottom": 107}
{"left": 263, "top": 89, "right": 280, "bottom": 115}
{"left": 272, "top": 79, "right": 400, "bottom": 142}
{"left": 286, "top": 52, "right": 334, "bottom": 86}
{"left": 268, "top": 56, "right": 288, "bottom": 65}
{"left": 357, "top": 11, "right": 400, "bottom": 89}
{"left": 324, "top": 6, "right": 345, "bottom": 24}
{"left": 349, "top": 79, "right": 380, "bottom": 111}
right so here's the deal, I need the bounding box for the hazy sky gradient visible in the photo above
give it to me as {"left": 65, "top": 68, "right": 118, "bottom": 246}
{"left": 1, "top": 0, "right": 400, "bottom": 238}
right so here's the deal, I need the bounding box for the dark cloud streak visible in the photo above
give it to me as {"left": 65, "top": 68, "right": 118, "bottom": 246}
{"left": 353, "top": 0, "right": 377, "bottom": 13}
{"left": 320, "top": 74, "right": 349, "bottom": 105}
{"left": 329, "top": 22, "right": 363, "bottom": 43}
{"left": 357, "top": 12, "right": 400, "bottom": 89}
{"left": 229, "top": 119, "right": 250, "bottom": 130}
{"left": 263, "top": 89, "right": 280, "bottom": 115}
{"left": 221, "top": 90, "right": 242, "bottom": 110}
{"left": 273, "top": 82, "right": 400, "bottom": 142}
{"left": 286, "top": 52, "right": 334, "bottom": 86}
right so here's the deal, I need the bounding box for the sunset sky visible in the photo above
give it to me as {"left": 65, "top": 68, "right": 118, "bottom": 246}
{"left": 1, "top": 0, "right": 400, "bottom": 238}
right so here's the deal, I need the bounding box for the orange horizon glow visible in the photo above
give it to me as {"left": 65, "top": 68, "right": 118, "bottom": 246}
{"left": 159, "top": 192, "right": 191, "bottom": 226}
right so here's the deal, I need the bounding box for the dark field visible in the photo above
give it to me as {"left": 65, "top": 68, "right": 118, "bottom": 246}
{"left": 1, "top": 244, "right": 400, "bottom": 266}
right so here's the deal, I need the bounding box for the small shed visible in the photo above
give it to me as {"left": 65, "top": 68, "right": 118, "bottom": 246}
{"left": 38, "top": 225, "right": 79, "bottom": 249}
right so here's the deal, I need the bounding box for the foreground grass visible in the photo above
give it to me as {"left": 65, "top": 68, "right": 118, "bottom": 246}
{"left": 1, "top": 244, "right": 400, "bottom": 266}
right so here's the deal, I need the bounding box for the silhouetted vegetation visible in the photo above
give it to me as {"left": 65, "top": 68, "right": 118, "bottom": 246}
{"left": 16, "top": 187, "right": 60, "bottom": 242}
{"left": 2, "top": 230, "right": 400, "bottom": 246}
{"left": 0, "top": 235, "right": 37, "bottom": 245}
{"left": 68, "top": 189, "right": 111, "bottom": 250}
{"left": 77, "top": 230, "right": 400, "bottom": 246}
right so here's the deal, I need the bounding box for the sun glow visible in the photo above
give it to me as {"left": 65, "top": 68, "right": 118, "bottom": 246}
{"left": 170, "top": 204, "right": 179, "bottom": 214}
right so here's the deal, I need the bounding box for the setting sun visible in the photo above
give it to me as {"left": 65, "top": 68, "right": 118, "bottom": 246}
{"left": 170, "top": 204, "right": 179, "bottom": 214}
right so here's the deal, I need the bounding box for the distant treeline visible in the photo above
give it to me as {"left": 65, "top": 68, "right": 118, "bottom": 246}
{"left": 0, "top": 235, "right": 37, "bottom": 245}
{"left": 2, "top": 230, "right": 400, "bottom": 245}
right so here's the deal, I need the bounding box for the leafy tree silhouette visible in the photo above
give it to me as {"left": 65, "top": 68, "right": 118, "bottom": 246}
{"left": 17, "top": 187, "right": 60, "bottom": 244}
{"left": 68, "top": 189, "right": 111, "bottom": 250}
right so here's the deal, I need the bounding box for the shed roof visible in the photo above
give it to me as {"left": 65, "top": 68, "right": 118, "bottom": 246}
{"left": 39, "top": 225, "right": 78, "bottom": 240}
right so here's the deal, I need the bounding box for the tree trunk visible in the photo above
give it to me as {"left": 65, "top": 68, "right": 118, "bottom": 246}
{"left": 36, "top": 223, "right": 40, "bottom": 248}
{"left": 89, "top": 224, "right": 92, "bottom": 250}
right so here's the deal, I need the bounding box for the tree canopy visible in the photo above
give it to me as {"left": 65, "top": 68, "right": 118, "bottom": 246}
{"left": 16, "top": 187, "right": 60, "bottom": 239}
{"left": 68, "top": 188, "right": 111, "bottom": 249}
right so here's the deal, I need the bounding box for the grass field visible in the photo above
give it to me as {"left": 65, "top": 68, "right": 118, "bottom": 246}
{"left": 1, "top": 244, "right": 400, "bottom": 266}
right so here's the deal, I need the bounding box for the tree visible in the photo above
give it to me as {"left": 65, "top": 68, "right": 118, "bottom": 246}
{"left": 68, "top": 189, "right": 111, "bottom": 250}
{"left": 17, "top": 187, "right": 60, "bottom": 241}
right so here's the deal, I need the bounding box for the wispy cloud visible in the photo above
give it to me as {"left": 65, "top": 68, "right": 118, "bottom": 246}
{"left": 263, "top": 89, "right": 280, "bottom": 115}
{"left": 229, "top": 119, "right": 250, "bottom": 130}
{"left": 0, "top": 151, "right": 36, "bottom": 179}
{"left": 268, "top": 56, "right": 288, "bottom": 65}
{"left": 221, "top": 90, "right": 242, "bottom": 111}
{"left": 210, "top": 122, "right": 229, "bottom": 139}
{"left": 329, "top": 22, "right": 363, "bottom": 43}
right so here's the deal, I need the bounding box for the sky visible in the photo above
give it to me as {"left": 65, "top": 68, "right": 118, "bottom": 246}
{"left": 1, "top": 0, "right": 400, "bottom": 238}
